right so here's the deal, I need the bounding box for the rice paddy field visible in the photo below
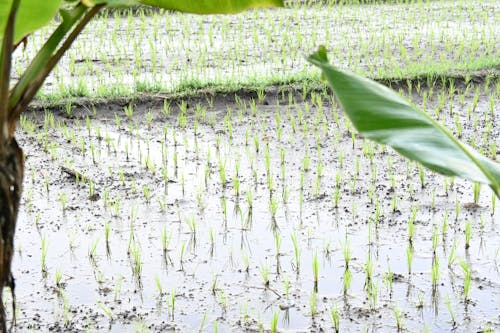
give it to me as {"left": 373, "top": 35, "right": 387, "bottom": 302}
{"left": 8, "top": 0, "right": 500, "bottom": 332}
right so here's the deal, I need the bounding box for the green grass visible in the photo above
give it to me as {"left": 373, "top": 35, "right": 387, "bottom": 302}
{"left": 18, "top": 0, "right": 499, "bottom": 105}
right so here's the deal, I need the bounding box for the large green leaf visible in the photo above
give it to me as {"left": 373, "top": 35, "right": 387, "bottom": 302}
{"left": 138, "top": 0, "right": 284, "bottom": 14}
{"left": 0, "top": 0, "right": 62, "bottom": 43}
{"left": 307, "top": 46, "right": 500, "bottom": 197}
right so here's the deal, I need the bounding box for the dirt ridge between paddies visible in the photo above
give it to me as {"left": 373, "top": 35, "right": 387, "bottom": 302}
{"left": 29, "top": 67, "right": 499, "bottom": 114}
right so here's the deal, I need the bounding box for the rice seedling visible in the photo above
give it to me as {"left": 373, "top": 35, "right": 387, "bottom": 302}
{"left": 312, "top": 250, "right": 319, "bottom": 291}
{"left": 168, "top": 289, "right": 176, "bottom": 321}
{"left": 393, "top": 306, "right": 404, "bottom": 331}
{"left": 460, "top": 261, "right": 471, "bottom": 302}
{"left": 343, "top": 268, "right": 352, "bottom": 294}
{"left": 290, "top": 232, "right": 301, "bottom": 272}
{"left": 330, "top": 304, "right": 340, "bottom": 333}
{"left": 473, "top": 182, "right": 481, "bottom": 205}
{"left": 406, "top": 246, "right": 413, "bottom": 275}
{"left": 309, "top": 291, "right": 318, "bottom": 317}
{"left": 270, "top": 310, "right": 278, "bottom": 333}
{"left": 445, "top": 295, "right": 456, "bottom": 326}
{"left": 97, "top": 301, "right": 114, "bottom": 321}
{"left": 260, "top": 263, "right": 270, "bottom": 287}
{"left": 55, "top": 267, "right": 63, "bottom": 288}
{"left": 154, "top": 273, "right": 163, "bottom": 296}
{"left": 41, "top": 236, "right": 48, "bottom": 273}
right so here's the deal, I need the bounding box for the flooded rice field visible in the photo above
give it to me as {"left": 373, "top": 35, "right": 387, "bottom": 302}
{"left": 11, "top": 78, "right": 500, "bottom": 332}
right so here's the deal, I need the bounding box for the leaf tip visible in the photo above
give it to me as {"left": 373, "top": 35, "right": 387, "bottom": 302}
{"left": 307, "top": 45, "right": 328, "bottom": 65}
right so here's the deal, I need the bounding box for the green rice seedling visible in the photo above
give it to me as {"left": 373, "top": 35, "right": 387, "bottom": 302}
{"left": 179, "top": 241, "right": 186, "bottom": 268}
{"left": 208, "top": 274, "right": 218, "bottom": 296}
{"left": 55, "top": 267, "right": 63, "bottom": 287}
{"left": 309, "top": 292, "right": 317, "bottom": 317}
{"left": 241, "top": 251, "right": 250, "bottom": 273}
{"left": 312, "top": 251, "right": 319, "bottom": 291}
{"left": 283, "top": 276, "right": 290, "bottom": 299}
{"left": 260, "top": 263, "right": 270, "bottom": 287}
{"left": 220, "top": 196, "right": 227, "bottom": 221}
{"left": 291, "top": 232, "right": 301, "bottom": 272}
{"left": 442, "top": 213, "right": 448, "bottom": 240}
{"left": 431, "top": 257, "right": 440, "bottom": 288}
{"left": 302, "top": 150, "right": 310, "bottom": 172}
{"left": 114, "top": 113, "right": 121, "bottom": 128}
{"left": 142, "top": 185, "right": 151, "bottom": 204}
{"left": 418, "top": 164, "right": 425, "bottom": 188}
{"left": 465, "top": 220, "right": 472, "bottom": 249}
{"left": 57, "top": 192, "right": 67, "bottom": 212}
{"left": 350, "top": 174, "right": 357, "bottom": 195}
{"left": 341, "top": 239, "right": 352, "bottom": 269}
{"left": 393, "top": 306, "right": 404, "bottom": 331}
{"left": 269, "top": 197, "right": 279, "bottom": 221}
{"left": 473, "top": 182, "right": 481, "bottom": 205}
{"left": 157, "top": 196, "right": 167, "bottom": 213}
{"left": 330, "top": 304, "right": 340, "bottom": 332}
{"left": 88, "top": 181, "right": 96, "bottom": 199}
{"left": 384, "top": 258, "right": 393, "bottom": 294}
{"left": 132, "top": 245, "right": 142, "bottom": 278}
{"left": 274, "top": 233, "right": 281, "bottom": 257}
{"left": 482, "top": 326, "right": 493, "bottom": 333}
{"left": 168, "top": 289, "right": 176, "bottom": 320}
{"left": 445, "top": 295, "right": 456, "bottom": 326}
{"left": 253, "top": 134, "right": 260, "bottom": 154}
{"left": 332, "top": 186, "right": 340, "bottom": 209}
{"left": 460, "top": 261, "right": 471, "bottom": 301}
{"left": 406, "top": 246, "right": 413, "bottom": 275}
{"left": 270, "top": 310, "right": 278, "bottom": 333}
{"left": 154, "top": 273, "right": 163, "bottom": 296}
{"left": 97, "top": 301, "right": 113, "bottom": 321}
{"left": 162, "top": 100, "right": 171, "bottom": 118}
{"left": 391, "top": 192, "right": 398, "bottom": 213}
{"left": 41, "top": 236, "right": 48, "bottom": 273}
{"left": 368, "top": 282, "right": 379, "bottom": 311}
{"left": 185, "top": 214, "right": 197, "bottom": 235}
{"left": 124, "top": 103, "right": 134, "bottom": 120}
{"left": 364, "top": 254, "right": 373, "bottom": 286}
{"left": 218, "top": 160, "right": 227, "bottom": 187}
{"left": 217, "top": 290, "right": 228, "bottom": 314}
{"left": 343, "top": 268, "right": 352, "bottom": 294}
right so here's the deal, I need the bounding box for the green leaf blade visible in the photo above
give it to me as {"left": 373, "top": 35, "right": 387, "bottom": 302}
{"left": 0, "top": 0, "right": 63, "bottom": 44}
{"left": 307, "top": 47, "right": 500, "bottom": 196}
{"left": 138, "top": 0, "right": 284, "bottom": 14}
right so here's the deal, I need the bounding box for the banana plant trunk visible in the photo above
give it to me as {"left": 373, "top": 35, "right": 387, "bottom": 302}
{"left": 0, "top": 137, "right": 24, "bottom": 332}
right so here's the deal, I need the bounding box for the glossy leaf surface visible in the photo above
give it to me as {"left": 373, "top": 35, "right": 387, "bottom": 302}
{"left": 308, "top": 46, "right": 500, "bottom": 197}
{"left": 0, "top": 0, "right": 62, "bottom": 43}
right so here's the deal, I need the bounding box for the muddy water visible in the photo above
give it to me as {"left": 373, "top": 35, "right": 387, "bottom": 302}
{"left": 10, "top": 81, "right": 500, "bottom": 332}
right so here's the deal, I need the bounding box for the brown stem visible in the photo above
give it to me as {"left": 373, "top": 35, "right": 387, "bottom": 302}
{"left": 0, "top": 138, "right": 24, "bottom": 332}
